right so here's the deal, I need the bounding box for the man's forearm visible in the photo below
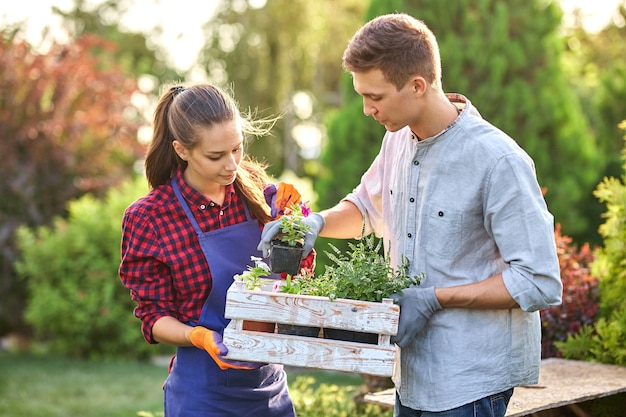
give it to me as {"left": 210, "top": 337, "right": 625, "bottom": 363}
{"left": 435, "top": 274, "right": 519, "bottom": 310}
{"left": 319, "top": 201, "right": 364, "bottom": 239}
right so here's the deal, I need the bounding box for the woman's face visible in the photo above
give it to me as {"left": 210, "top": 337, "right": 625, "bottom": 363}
{"left": 174, "top": 119, "right": 244, "bottom": 193}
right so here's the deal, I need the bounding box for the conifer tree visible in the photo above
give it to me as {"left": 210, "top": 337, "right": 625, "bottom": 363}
{"left": 317, "top": 0, "right": 601, "bottom": 245}
{"left": 563, "top": 4, "right": 626, "bottom": 242}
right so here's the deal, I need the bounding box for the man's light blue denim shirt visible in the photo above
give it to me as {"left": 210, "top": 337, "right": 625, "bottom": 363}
{"left": 344, "top": 95, "right": 562, "bottom": 412}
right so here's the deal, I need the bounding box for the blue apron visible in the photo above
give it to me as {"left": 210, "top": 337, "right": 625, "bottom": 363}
{"left": 164, "top": 181, "right": 295, "bottom": 417}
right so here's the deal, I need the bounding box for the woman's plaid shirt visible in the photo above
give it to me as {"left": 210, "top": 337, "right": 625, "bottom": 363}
{"left": 119, "top": 169, "right": 314, "bottom": 343}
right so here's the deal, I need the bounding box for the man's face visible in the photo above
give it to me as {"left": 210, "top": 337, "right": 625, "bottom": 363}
{"left": 352, "top": 69, "right": 416, "bottom": 132}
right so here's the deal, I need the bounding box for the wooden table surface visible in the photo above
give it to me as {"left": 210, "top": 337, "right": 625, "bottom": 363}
{"left": 363, "top": 358, "right": 626, "bottom": 416}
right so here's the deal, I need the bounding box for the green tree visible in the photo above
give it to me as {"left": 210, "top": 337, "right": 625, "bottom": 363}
{"left": 420, "top": 0, "right": 599, "bottom": 243}
{"left": 0, "top": 31, "right": 142, "bottom": 335}
{"left": 317, "top": 0, "right": 601, "bottom": 248}
{"left": 200, "top": 0, "right": 365, "bottom": 177}
{"left": 556, "top": 126, "right": 626, "bottom": 365}
{"left": 561, "top": 2, "right": 626, "bottom": 242}
{"left": 592, "top": 127, "right": 626, "bottom": 321}
{"left": 314, "top": 0, "right": 401, "bottom": 269}
{"left": 53, "top": 0, "right": 183, "bottom": 82}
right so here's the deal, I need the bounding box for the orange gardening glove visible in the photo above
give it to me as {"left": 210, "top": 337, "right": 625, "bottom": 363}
{"left": 189, "top": 326, "right": 262, "bottom": 371}
{"left": 275, "top": 182, "right": 301, "bottom": 215}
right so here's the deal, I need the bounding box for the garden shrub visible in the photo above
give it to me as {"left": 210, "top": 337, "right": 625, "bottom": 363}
{"left": 556, "top": 128, "right": 626, "bottom": 365}
{"left": 540, "top": 224, "right": 599, "bottom": 358}
{"left": 583, "top": 392, "right": 626, "bottom": 417}
{"left": 289, "top": 375, "right": 392, "bottom": 417}
{"left": 14, "top": 176, "right": 168, "bottom": 360}
{"left": 556, "top": 307, "right": 626, "bottom": 366}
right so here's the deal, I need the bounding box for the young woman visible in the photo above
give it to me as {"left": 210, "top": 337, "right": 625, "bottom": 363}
{"left": 120, "top": 84, "right": 307, "bottom": 417}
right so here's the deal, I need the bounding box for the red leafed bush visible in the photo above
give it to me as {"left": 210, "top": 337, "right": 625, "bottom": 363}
{"left": 0, "top": 31, "right": 143, "bottom": 334}
{"left": 540, "top": 224, "right": 599, "bottom": 358}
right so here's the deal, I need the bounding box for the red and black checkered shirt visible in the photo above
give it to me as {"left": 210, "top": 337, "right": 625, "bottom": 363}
{"left": 119, "top": 169, "right": 314, "bottom": 343}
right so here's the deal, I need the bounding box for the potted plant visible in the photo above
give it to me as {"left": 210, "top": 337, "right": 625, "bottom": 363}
{"left": 304, "top": 234, "right": 424, "bottom": 344}
{"left": 234, "top": 256, "right": 276, "bottom": 291}
{"left": 233, "top": 256, "right": 320, "bottom": 336}
{"left": 275, "top": 272, "right": 321, "bottom": 338}
{"left": 269, "top": 201, "right": 312, "bottom": 275}
{"left": 233, "top": 256, "right": 277, "bottom": 332}
{"left": 263, "top": 182, "right": 311, "bottom": 276}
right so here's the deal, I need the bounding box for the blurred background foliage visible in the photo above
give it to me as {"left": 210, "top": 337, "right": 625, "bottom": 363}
{"left": 1, "top": 0, "right": 625, "bottom": 368}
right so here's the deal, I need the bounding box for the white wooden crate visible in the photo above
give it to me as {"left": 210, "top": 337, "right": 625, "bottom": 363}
{"left": 222, "top": 280, "right": 399, "bottom": 377}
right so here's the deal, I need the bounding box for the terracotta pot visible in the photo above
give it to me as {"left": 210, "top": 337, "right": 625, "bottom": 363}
{"left": 242, "top": 320, "right": 276, "bottom": 333}
{"left": 269, "top": 242, "right": 304, "bottom": 276}
{"left": 277, "top": 324, "right": 321, "bottom": 338}
{"left": 323, "top": 328, "right": 378, "bottom": 344}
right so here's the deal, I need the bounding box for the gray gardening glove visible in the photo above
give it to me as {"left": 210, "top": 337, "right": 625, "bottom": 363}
{"left": 391, "top": 286, "right": 442, "bottom": 348}
{"left": 257, "top": 213, "right": 325, "bottom": 258}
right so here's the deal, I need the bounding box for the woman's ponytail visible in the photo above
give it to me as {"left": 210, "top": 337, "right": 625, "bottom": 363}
{"left": 145, "top": 86, "right": 186, "bottom": 188}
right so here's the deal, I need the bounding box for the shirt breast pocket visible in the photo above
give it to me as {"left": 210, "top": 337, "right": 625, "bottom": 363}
{"left": 421, "top": 204, "right": 463, "bottom": 258}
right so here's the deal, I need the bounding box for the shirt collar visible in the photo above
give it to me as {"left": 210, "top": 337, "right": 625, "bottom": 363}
{"left": 413, "top": 93, "right": 478, "bottom": 145}
{"left": 172, "top": 168, "right": 236, "bottom": 208}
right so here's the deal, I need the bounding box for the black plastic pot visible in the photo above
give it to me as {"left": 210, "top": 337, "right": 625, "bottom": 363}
{"left": 277, "top": 324, "right": 321, "bottom": 338}
{"left": 269, "top": 242, "right": 304, "bottom": 276}
{"left": 323, "top": 328, "right": 379, "bottom": 345}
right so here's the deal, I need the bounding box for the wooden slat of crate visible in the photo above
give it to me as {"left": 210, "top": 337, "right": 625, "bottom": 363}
{"left": 222, "top": 281, "right": 399, "bottom": 376}
{"left": 222, "top": 327, "right": 396, "bottom": 376}
{"left": 224, "top": 285, "right": 399, "bottom": 333}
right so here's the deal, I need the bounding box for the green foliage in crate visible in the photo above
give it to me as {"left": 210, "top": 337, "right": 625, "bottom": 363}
{"left": 304, "top": 235, "right": 423, "bottom": 302}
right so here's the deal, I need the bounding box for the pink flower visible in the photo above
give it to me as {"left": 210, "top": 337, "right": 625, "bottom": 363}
{"left": 300, "top": 202, "right": 311, "bottom": 218}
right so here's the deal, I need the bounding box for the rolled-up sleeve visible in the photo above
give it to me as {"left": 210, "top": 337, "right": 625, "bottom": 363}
{"left": 119, "top": 209, "right": 175, "bottom": 343}
{"left": 486, "top": 154, "right": 562, "bottom": 311}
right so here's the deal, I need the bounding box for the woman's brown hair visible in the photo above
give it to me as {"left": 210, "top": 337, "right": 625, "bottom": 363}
{"left": 145, "top": 84, "right": 274, "bottom": 224}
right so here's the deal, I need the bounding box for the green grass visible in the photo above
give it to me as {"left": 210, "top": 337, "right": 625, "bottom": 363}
{"left": 0, "top": 353, "right": 167, "bottom": 417}
{"left": 0, "top": 352, "right": 390, "bottom": 417}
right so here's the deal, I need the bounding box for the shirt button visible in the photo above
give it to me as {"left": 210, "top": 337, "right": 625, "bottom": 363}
{"left": 200, "top": 204, "right": 206, "bottom": 210}
{"left": 407, "top": 233, "right": 412, "bottom": 238}
{"left": 409, "top": 197, "right": 415, "bottom": 203}
{"left": 210, "top": 202, "right": 215, "bottom": 207}
{"left": 219, "top": 210, "right": 224, "bottom": 216}
{"left": 414, "top": 160, "right": 419, "bottom": 166}
{"left": 438, "top": 211, "right": 444, "bottom": 217}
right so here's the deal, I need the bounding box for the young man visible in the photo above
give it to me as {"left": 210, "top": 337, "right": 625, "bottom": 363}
{"left": 259, "top": 13, "right": 562, "bottom": 417}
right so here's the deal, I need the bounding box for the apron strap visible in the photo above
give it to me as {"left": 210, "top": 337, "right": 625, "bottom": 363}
{"left": 172, "top": 180, "right": 203, "bottom": 235}
{"left": 172, "top": 179, "right": 254, "bottom": 235}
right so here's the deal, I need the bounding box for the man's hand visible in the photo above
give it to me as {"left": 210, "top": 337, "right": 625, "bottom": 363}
{"left": 257, "top": 213, "right": 325, "bottom": 258}
{"left": 391, "top": 286, "right": 442, "bottom": 348}
{"left": 189, "top": 327, "right": 262, "bottom": 370}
